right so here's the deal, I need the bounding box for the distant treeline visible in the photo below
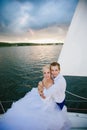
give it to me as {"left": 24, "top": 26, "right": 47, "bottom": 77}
{"left": 0, "top": 42, "right": 63, "bottom": 47}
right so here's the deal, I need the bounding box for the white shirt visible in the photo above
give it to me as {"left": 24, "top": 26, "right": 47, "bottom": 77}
{"left": 44, "top": 73, "right": 66, "bottom": 103}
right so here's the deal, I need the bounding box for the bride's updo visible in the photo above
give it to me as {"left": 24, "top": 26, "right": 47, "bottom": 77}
{"left": 42, "top": 64, "right": 50, "bottom": 72}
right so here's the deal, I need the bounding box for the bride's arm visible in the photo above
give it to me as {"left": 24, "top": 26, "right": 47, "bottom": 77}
{"left": 38, "top": 81, "right": 46, "bottom": 99}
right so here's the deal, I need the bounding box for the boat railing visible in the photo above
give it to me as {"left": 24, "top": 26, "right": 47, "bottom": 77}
{"left": 0, "top": 90, "right": 87, "bottom": 114}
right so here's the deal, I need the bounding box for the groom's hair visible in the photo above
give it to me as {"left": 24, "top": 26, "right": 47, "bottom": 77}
{"left": 50, "top": 62, "right": 60, "bottom": 70}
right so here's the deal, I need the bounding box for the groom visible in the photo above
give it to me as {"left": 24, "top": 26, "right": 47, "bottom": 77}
{"left": 50, "top": 62, "right": 66, "bottom": 110}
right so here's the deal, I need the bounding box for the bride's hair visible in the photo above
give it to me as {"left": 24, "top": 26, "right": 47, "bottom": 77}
{"left": 42, "top": 64, "right": 50, "bottom": 72}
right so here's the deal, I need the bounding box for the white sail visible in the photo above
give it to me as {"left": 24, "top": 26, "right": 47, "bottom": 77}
{"left": 58, "top": 0, "right": 87, "bottom": 76}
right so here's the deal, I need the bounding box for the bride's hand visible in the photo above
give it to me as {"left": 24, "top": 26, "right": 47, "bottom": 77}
{"left": 38, "top": 81, "right": 43, "bottom": 92}
{"left": 38, "top": 81, "right": 46, "bottom": 99}
{"left": 40, "top": 93, "right": 46, "bottom": 99}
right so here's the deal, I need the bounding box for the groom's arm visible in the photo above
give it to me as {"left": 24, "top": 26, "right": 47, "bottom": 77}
{"left": 46, "top": 79, "right": 66, "bottom": 102}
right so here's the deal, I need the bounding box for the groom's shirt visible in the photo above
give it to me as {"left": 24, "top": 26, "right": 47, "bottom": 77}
{"left": 46, "top": 73, "right": 66, "bottom": 103}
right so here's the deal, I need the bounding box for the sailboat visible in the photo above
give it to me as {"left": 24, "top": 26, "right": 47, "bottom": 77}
{"left": 58, "top": 0, "right": 87, "bottom": 129}
{"left": 0, "top": 0, "right": 87, "bottom": 129}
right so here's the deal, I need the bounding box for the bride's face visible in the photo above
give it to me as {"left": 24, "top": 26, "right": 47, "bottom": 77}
{"left": 43, "top": 68, "right": 51, "bottom": 79}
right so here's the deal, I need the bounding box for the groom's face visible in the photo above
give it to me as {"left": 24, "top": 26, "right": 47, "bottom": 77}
{"left": 50, "top": 65, "right": 60, "bottom": 78}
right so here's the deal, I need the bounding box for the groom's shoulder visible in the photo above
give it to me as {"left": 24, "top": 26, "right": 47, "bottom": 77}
{"left": 55, "top": 74, "right": 64, "bottom": 81}
{"left": 58, "top": 74, "right": 66, "bottom": 83}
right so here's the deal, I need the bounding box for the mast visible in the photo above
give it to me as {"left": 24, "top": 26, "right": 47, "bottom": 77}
{"left": 58, "top": 0, "right": 87, "bottom": 76}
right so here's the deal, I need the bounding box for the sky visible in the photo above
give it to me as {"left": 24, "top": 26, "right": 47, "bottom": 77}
{"left": 0, "top": 0, "right": 78, "bottom": 43}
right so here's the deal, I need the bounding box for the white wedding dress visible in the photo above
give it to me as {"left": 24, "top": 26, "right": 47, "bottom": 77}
{"left": 0, "top": 87, "right": 71, "bottom": 130}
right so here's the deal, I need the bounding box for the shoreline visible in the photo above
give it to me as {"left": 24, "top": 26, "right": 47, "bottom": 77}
{"left": 0, "top": 42, "right": 63, "bottom": 47}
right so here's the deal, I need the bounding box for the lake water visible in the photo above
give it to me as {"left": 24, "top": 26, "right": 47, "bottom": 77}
{"left": 0, "top": 45, "right": 87, "bottom": 113}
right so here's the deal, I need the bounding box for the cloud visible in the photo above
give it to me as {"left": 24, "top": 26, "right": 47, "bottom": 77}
{"left": 0, "top": 1, "right": 35, "bottom": 33}
{"left": 0, "top": 23, "right": 68, "bottom": 43}
{"left": 0, "top": 0, "right": 78, "bottom": 42}
{"left": 0, "top": 0, "right": 78, "bottom": 34}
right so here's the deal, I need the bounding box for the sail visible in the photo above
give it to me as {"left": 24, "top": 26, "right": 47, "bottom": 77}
{"left": 58, "top": 0, "right": 87, "bottom": 76}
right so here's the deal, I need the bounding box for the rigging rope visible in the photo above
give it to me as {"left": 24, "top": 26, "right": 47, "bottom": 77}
{"left": 0, "top": 101, "right": 5, "bottom": 113}
{"left": 66, "top": 90, "right": 87, "bottom": 100}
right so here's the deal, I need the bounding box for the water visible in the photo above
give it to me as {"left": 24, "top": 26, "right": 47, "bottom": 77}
{"left": 0, "top": 45, "right": 87, "bottom": 113}
{"left": 0, "top": 45, "right": 62, "bottom": 112}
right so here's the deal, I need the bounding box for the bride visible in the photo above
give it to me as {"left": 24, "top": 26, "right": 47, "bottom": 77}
{"left": 0, "top": 65, "right": 71, "bottom": 130}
